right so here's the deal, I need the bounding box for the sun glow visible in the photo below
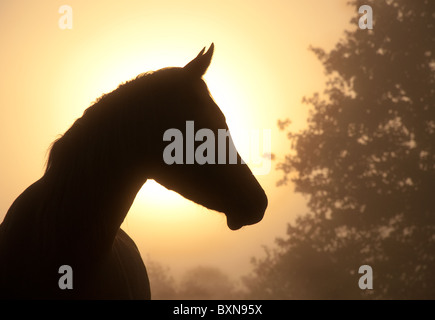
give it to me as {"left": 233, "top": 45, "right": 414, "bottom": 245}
{"left": 0, "top": 0, "right": 357, "bottom": 287}
{"left": 136, "top": 180, "right": 188, "bottom": 209}
{"left": 47, "top": 27, "right": 274, "bottom": 234}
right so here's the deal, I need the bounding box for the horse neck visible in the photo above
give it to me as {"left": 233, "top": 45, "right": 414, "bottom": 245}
{"left": 43, "top": 114, "right": 149, "bottom": 255}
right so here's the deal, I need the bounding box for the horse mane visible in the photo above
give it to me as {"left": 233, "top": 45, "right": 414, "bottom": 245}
{"left": 44, "top": 68, "right": 176, "bottom": 176}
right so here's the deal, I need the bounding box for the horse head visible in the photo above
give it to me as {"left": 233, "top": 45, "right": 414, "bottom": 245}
{"left": 141, "top": 44, "right": 267, "bottom": 230}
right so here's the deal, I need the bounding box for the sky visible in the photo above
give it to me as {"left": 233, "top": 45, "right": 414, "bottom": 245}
{"left": 0, "top": 1, "right": 355, "bottom": 282}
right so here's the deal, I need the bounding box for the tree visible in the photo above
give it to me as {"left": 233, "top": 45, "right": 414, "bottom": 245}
{"left": 245, "top": 0, "right": 435, "bottom": 299}
{"left": 146, "top": 259, "right": 243, "bottom": 299}
{"left": 178, "top": 266, "right": 243, "bottom": 300}
{"left": 145, "top": 258, "right": 178, "bottom": 300}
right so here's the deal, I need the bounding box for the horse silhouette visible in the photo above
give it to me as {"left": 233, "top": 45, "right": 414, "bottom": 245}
{"left": 0, "top": 44, "right": 267, "bottom": 299}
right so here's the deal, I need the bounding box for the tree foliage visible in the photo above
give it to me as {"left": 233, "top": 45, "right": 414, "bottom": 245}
{"left": 177, "top": 266, "right": 243, "bottom": 300}
{"left": 246, "top": 0, "right": 435, "bottom": 299}
{"left": 146, "top": 260, "right": 244, "bottom": 299}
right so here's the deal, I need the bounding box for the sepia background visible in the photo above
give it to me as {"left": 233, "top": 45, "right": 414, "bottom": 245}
{"left": 1, "top": 0, "right": 433, "bottom": 299}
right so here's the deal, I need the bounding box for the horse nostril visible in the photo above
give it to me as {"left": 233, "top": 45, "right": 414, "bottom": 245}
{"left": 261, "top": 191, "right": 268, "bottom": 212}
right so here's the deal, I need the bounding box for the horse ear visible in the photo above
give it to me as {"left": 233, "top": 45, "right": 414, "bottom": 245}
{"left": 184, "top": 43, "right": 214, "bottom": 77}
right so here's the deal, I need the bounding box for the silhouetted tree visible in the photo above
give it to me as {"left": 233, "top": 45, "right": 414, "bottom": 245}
{"left": 245, "top": 0, "right": 435, "bottom": 299}
{"left": 146, "top": 258, "right": 178, "bottom": 299}
{"left": 146, "top": 260, "right": 244, "bottom": 299}
{"left": 178, "top": 266, "right": 243, "bottom": 300}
